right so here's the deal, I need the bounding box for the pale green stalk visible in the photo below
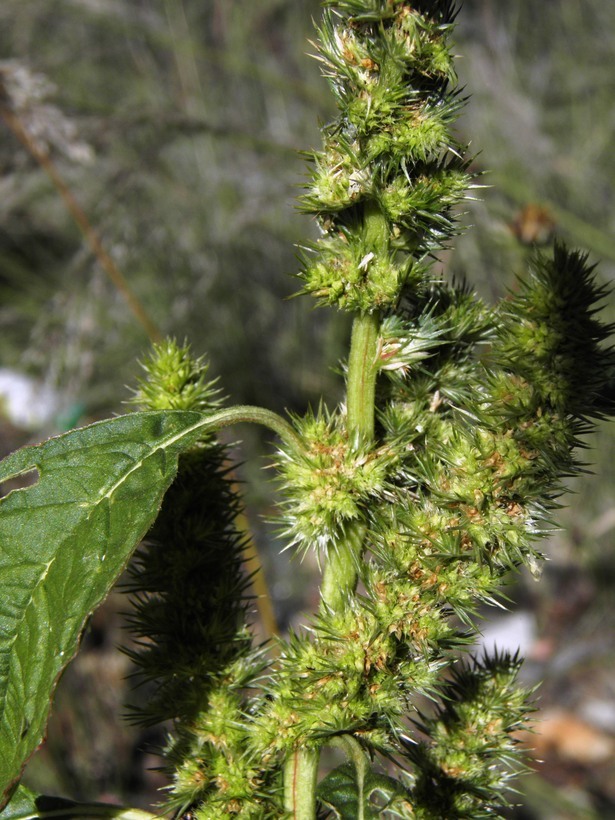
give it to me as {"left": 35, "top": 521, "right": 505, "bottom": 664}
{"left": 286, "top": 219, "right": 384, "bottom": 816}
{"left": 199, "top": 404, "right": 303, "bottom": 452}
{"left": 320, "top": 205, "right": 386, "bottom": 608}
{"left": 283, "top": 747, "right": 320, "bottom": 820}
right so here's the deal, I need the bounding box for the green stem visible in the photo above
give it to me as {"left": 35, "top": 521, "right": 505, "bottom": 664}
{"left": 283, "top": 747, "right": 320, "bottom": 820}
{"left": 346, "top": 200, "right": 387, "bottom": 442}
{"left": 346, "top": 311, "right": 380, "bottom": 442}
{"left": 287, "top": 312, "right": 380, "bottom": 813}
{"left": 297, "top": 205, "right": 387, "bottom": 813}
{"left": 320, "top": 310, "right": 381, "bottom": 611}
{"left": 320, "top": 203, "right": 384, "bottom": 611}
{"left": 196, "top": 404, "right": 303, "bottom": 452}
{"left": 320, "top": 520, "right": 365, "bottom": 612}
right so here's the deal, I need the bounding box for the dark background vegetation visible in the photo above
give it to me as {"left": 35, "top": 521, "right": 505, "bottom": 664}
{"left": 1, "top": 1, "right": 614, "bottom": 817}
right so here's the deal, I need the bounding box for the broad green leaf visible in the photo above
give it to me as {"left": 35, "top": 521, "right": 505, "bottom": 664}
{"left": 1, "top": 785, "right": 156, "bottom": 820}
{"left": 317, "top": 737, "right": 412, "bottom": 819}
{"left": 0, "top": 410, "right": 214, "bottom": 807}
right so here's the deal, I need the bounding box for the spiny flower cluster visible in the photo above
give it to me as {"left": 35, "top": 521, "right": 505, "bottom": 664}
{"left": 267, "top": 245, "right": 613, "bottom": 809}
{"left": 130, "top": 339, "right": 223, "bottom": 413}
{"left": 260, "top": 3, "right": 612, "bottom": 813}
{"left": 299, "top": 0, "right": 470, "bottom": 311}
{"left": 492, "top": 245, "right": 614, "bottom": 420}
{"left": 275, "top": 409, "right": 399, "bottom": 555}
{"left": 405, "top": 653, "right": 534, "bottom": 818}
{"left": 125, "top": 341, "right": 284, "bottom": 818}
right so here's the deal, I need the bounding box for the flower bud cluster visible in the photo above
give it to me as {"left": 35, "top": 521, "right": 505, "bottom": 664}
{"left": 299, "top": 1, "right": 470, "bottom": 311}
{"left": 130, "top": 339, "right": 222, "bottom": 413}
{"left": 492, "top": 245, "right": 614, "bottom": 420}
{"left": 275, "top": 409, "right": 399, "bottom": 555}
{"left": 405, "top": 653, "right": 533, "bottom": 817}
{"left": 251, "top": 588, "right": 452, "bottom": 759}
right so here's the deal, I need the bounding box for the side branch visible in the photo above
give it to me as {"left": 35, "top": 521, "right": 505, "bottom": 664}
{"left": 202, "top": 405, "right": 303, "bottom": 453}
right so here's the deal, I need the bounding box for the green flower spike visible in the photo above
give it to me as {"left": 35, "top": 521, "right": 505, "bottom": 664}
{"left": 299, "top": 0, "right": 471, "bottom": 313}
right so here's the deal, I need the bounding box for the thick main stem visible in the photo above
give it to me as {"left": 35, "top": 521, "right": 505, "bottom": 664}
{"left": 288, "top": 205, "right": 387, "bottom": 815}
{"left": 345, "top": 200, "right": 388, "bottom": 444}
{"left": 320, "top": 204, "right": 386, "bottom": 611}
{"left": 319, "top": 313, "right": 379, "bottom": 613}
{"left": 283, "top": 747, "right": 320, "bottom": 820}
{"left": 320, "top": 520, "right": 366, "bottom": 612}
{"left": 346, "top": 311, "right": 380, "bottom": 442}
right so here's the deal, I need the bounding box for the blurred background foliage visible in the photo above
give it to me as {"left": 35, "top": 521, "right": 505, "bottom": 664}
{"left": 0, "top": 1, "right": 614, "bottom": 817}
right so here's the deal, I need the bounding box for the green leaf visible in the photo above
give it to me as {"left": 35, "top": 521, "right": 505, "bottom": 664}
{"left": 0, "top": 410, "right": 215, "bottom": 807}
{"left": 1, "top": 785, "right": 157, "bottom": 820}
{"left": 317, "top": 737, "right": 412, "bottom": 819}
{"left": 317, "top": 763, "right": 411, "bottom": 819}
